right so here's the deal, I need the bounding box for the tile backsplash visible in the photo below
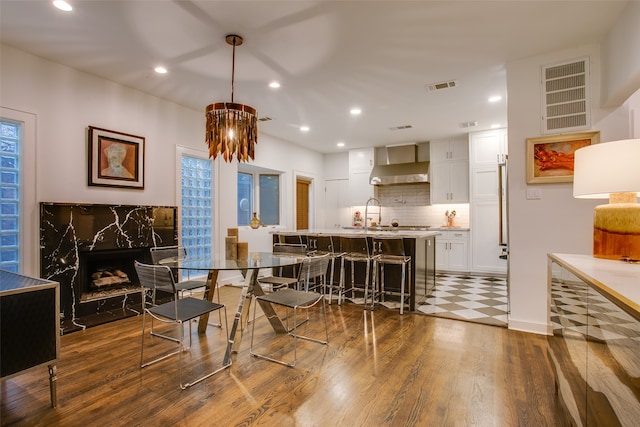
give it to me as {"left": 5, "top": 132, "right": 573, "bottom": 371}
{"left": 351, "top": 183, "right": 469, "bottom": 228}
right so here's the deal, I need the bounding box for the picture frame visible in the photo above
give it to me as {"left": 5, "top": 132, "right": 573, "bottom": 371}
{"left": 526, "top": 131, "right": 600, "bottom": 184}
{"left": 88, "top": 126, "right": 145, "bottom": 189}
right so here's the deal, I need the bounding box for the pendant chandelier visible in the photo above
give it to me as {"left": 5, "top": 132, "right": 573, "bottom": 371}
{"left": 205, "top": 34, "right": 258, "bottom": 162}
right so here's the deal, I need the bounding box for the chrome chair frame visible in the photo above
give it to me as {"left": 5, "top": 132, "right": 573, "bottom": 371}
{"left": 371, "top": 237, "right": 412, "bottom": 314}
{"left": 258, "top": 243, "right": 308, "bottom": 292}
{"left": 310, "top": 235, "right": 345, "bottom": 304}
{"left": 149, "top": 246, "right": 206, "bottom": 298}
{"left": 249, "top": 288, "right": 328, "bottom": 367}
{"left": 339, "top": 236, "right": 374, "bottom": 306}
{"left": 135, "top": 261, "right": 230, "bottom": 389}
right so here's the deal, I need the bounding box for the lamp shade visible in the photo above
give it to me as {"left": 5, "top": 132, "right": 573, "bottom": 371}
{"left": 573, "top": 139, "right": 640, "bottom": 199}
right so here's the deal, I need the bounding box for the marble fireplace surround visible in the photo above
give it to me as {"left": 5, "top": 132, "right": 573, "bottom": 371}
{"left": 40, "top": 203, "right": 177, "bottom": 333}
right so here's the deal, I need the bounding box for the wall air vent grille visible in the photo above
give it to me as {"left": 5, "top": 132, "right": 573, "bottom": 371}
{"left": 541, "top": 58, "right": 590, "bottom": 134}
{"left": 425, "top": 80, "right": 458, "bottom": 92}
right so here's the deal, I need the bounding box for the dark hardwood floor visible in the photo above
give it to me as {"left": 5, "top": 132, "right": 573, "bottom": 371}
{"left": 1, "top": 286, "right": 566, "bottom": 426}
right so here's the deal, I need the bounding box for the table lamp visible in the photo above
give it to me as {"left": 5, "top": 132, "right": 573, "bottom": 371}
{"left": 573, "top": 139, "right": 640, "bottom": 261}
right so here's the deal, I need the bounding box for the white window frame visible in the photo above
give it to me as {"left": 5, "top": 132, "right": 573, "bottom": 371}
{"left": 1, "top": 107, "right": 37, "bottom": 275}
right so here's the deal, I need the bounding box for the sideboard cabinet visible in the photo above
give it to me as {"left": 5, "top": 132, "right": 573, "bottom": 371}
{"left": 547, "top": 254, "right": 639, "bottom": 426}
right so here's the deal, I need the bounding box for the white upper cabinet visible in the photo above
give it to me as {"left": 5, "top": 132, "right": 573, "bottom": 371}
{"left": 430, "top": 139, "right": 469, "bottom": 204}
{"left": 431, "top": 139, "right": 469, "bottom": 162}
{"left": 349, "top": 148, "right": 375, "bottom": 172}
{"left": 469, "top": 129, "right": 507, "bottom": 167}
{"left": 348, "top": 148, "right": 375, "bottom": 205}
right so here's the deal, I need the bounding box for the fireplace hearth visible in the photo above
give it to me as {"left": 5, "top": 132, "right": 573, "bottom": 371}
{"left": 40, "top": 203, "right": 178, "bottom": 333}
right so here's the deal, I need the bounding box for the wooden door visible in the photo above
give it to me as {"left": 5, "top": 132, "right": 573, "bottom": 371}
{"left": 296, "top": 178, "right": 310, "bottom": 230}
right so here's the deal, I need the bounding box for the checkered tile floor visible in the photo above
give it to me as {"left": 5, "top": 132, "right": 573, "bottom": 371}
{"left": 551, "top": 280, "right": 640, "bottom": 342}
{"left": 417, "top": 274, "right": 508, "bottom": 327}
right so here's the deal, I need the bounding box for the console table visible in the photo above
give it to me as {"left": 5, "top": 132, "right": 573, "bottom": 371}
{"left": 1, "top": 270, "right": 60, "bottom": 407}
{"left": 547, "top": 253, "right": 639, "bottom": 426}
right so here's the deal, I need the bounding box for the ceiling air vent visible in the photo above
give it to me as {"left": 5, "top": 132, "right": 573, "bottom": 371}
{"left": 258, "top": 116, "right": 272, "bottom": 122}
{"left": 389, "top": 125, "right": 413, "bottom": 130}
{"left": 541, "top": 57, "right": 590, "bottom": 134}
{"left": 425, "top": 80, "right": 458, "bottom": 92}
{"left": 459, "top": 121, "right": 478, "bottom": 128}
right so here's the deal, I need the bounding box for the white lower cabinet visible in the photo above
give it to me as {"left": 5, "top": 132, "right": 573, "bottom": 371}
{"left": 435, "top": 230, "right": 469, "bottom": 272}
{"left": 470, "top": 201, "right": 507, "bottom": 274}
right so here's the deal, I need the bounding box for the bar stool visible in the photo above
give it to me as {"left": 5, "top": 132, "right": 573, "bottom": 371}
{"left": 371, "top": 237, "right": 411, "bottom": 314}
{"left": 314, "top": 235, "right": 344, "bottom": 304}
{"left": 339, "top": 235, "right": 374, "bottom": 307}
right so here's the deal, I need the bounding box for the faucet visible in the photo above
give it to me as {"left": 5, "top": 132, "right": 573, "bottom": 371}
{"left": 364, "top": 197, "right": 381, "bottom": 231}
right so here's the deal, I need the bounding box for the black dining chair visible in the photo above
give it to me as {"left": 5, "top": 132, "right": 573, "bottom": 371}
{"left": 135, "top": 261, "right": 230, "bottom": 389}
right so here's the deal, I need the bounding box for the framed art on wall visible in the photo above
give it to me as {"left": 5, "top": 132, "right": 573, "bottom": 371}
{"left": 526, "top": 131, "right": 600, "bottom": 184}
{"left": 88, "top": 126, "right": 145, "bottom": 189}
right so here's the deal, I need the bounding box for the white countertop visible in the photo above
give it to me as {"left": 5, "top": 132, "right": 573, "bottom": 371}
{"left": 271, "top": 228, "right": 440, "bottom": 239}
{"left": 549, "top": 253, "right": 640, "bottom": 318}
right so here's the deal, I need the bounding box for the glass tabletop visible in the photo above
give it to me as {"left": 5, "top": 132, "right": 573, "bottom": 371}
{"left": 158, "top": 251, "right": 304, "bottom": 271}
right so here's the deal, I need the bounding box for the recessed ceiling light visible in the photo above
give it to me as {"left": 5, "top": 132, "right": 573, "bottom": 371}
{"left": 337, "top": 142, "right": 345, "bottom": 148}
{"left": 154, "top": 66, "right": 168, "bottom": 74}
{"left": 491, "top": 123, "right": 501, "bottom": 129}
{"left": 350, "top": 107, "right": 361, "bottom": 115}
{"left": 488, "top": 95, "right": 502, "bottom": 103}
{"left": 269, "top": 81, "right": 280, "bottom": 89}
{"left": 53, "top": 0, "right": 72, "bottom": 11}
{"left": 300, "top": 126, "right": 310, "bottom": 132}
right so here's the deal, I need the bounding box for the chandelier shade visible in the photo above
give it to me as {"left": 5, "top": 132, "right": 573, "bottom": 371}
{"left": 205, "top": 35, "right": 258, "bottom": 162}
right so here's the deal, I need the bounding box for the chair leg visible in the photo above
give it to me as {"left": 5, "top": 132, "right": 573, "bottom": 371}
{"left": 179, "top": 307, "right": 231, "bottom": 390}
{"left": 399, "top": 263, "right": 405, "bottom": 315}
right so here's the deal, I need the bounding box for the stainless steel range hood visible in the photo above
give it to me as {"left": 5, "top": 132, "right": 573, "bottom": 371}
{"left": 370, "top": 144, "right": 429, "bottom": 185}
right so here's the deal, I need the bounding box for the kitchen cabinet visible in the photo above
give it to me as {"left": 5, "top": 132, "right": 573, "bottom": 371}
{"left": 349, "top": 148, "right": 375, "bottom": 206}
{"left": 324, "top": 179, "right": 351, "bottom": 228}
{"left": 470, "top": 201, "right": 507, "bottom": 273}
{"left": 431, "top": 139, "right": 469, "bottom": 162}
{"left": 469, "top": 129, "right": 508, "bottom": 274}
{"left": 469, "top": 129, "right": 507, "bottom": 167}
{"left": 430, "top": 139, "right": 469, "bottom": 204}
{"left": 435, "top": 229, "right": 469, "bottom": 272}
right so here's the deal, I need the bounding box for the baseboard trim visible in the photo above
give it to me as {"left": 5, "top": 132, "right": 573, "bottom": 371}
{"left": 508, "top": 318, "right": 552, "bottom": 335}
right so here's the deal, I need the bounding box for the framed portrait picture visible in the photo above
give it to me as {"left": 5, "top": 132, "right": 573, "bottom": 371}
{"left": 88, "top": 126, "right": 145, "bottom": 189}
{"left": 526, "top": 131, "right": 600, "bottom": 184}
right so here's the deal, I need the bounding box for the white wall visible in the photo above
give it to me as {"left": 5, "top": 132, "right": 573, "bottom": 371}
{"left": 506, "top": 5, "right": 640, "bottom": 334}
{"left": 1, "top": 44, "right": 325, "bottom": 276}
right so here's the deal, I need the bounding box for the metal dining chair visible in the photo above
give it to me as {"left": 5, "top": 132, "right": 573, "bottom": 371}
{"left": 135, "top": 261, "right": 230, "bottom": 389}
{"left": 249, "top": 283, "right": 328, "bottom": 367}
{"left": 258, "top": 243, "right": 308, "bottom": 292}
{"left": 149, "top": 246, "right": 206, "bottom": 299}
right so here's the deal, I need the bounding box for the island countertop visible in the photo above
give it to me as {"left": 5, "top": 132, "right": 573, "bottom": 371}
{"left": 269, "top": 228, "right": 440, "bottom": 239}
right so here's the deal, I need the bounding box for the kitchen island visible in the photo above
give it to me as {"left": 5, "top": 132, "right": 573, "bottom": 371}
{"left": 270, "top": 228, "right": 439, "bottom": 311}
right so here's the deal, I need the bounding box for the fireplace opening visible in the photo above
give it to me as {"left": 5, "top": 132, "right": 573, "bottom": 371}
{"left": 79, "top": 248, "right": 148, "bottom": 302}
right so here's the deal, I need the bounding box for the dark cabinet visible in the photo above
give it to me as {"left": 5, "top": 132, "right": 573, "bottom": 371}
{"left": 1, "top": 270, "right": 60, "bottom": 407}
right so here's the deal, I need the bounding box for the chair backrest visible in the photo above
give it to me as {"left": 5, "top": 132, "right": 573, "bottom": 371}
{"left": 274, "top": 234, "right": 303, "bottom": 245}
{"left": 372, "top": 237, "right": 406, "bottom": 257}
{"left": 315, "top": 235, "right": 334, "bottom": 253}
{"left": 272, "top": 242, "right": 308, "bottom": 256}
{"left": 135, "top": 260, "right": 177, "bottom": 295}
{"left": 339, "top": 236, "right": 370, "bottom": 257}
{"left": 149, "top": 245, "right": 187, "bottom": 265}
{"left": 298, "top": 254, "right": 331, "bottom": 290}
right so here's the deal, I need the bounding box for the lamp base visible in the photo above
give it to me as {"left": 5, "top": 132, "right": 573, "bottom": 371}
{"left": 593, "top": 202, "right": 640, "bottom": 261}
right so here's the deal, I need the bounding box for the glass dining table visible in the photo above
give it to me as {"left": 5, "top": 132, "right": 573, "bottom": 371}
{"left": 159, "top": 251, "right": 304, "bottom": 365}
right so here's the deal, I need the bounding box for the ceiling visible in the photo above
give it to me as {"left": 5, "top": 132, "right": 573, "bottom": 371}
{"left": 0, "top": 1, "right": 628, "bottom": 154}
